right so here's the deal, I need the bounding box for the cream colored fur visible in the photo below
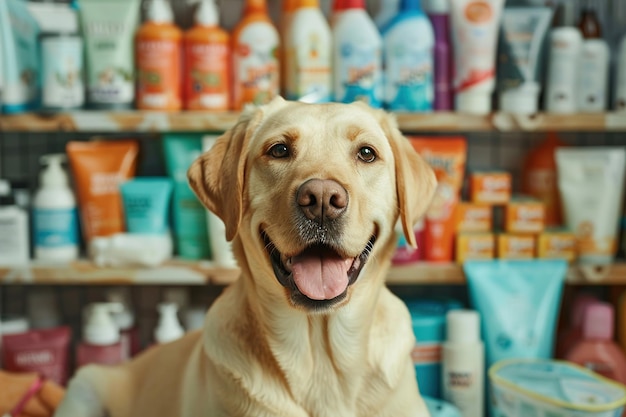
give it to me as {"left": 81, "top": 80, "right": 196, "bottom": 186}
{"left": 53, "top": 98, "right": 436, "bottom": 417}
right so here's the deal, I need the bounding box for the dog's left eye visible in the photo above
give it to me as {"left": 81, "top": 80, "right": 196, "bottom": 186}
{"left": 357, "top": 147, "right": 377, "bottom": 163}
{"left": 268, "top": 143, "right": 290, "bottom": 159}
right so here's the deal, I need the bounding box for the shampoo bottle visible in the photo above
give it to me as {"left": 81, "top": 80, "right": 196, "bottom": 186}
{"left": 382, "top": 0, "right": 435, "bottom": 112}
{"left": 284, "top": 0, "right": 332, "bottom": 103}
{"left": 154, "top": 302, "right": 185, "bottom": 345}
{"left": 135, "top": 0, "right": 182, "bottom": 111}
{"left": 76, "top": 303, "right": 125, "bottom": 368}
{"left": 576, "top": 38, "right": 609, "bottom": 113}
{"left": 183, "top": 0, "right": 230, "bottom": 111}
{"left": 332, "top": 0, "right": 383, "bottom": 107}
{"left": 441, "top": 309, "right": 484, "bottom": 417}
{"left": 0, "top": 180, "right": 30, "bottom": 266}
{"left": 544, "top": 27, "right": 582, "bottom": 113}
{"left": 231, "top": 0, "right": 280, "bottom": 110}
{"left": 565, "top": 302, "right": 626, "bottom": 385}
{"left": 425, "top": 0, "right": 452, "bottom": 111}
{"left": 33, "top": 154, "right": 79, "bottom": 262}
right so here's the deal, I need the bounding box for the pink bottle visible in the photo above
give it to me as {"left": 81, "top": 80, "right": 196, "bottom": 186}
{"left": 565, "top": 302, "right": 626, "bottom": 385}
{"left": 76, "top": 303, "right": 125, "bottom": 369}
{"left": 556, "top": 293, "right": 599, "bottom": 358}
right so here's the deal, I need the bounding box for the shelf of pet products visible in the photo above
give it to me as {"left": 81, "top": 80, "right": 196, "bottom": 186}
{"left": 1, "top": 111, "right": 626, "bottom": 134}
{"left": 1, "top": 260, "right": 625, "bottom": 286}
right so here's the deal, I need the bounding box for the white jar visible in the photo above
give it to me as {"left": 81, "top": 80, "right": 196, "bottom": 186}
{"left": 577, "top": 39, "right": 610, "bottom": 112}
{"left": 544, "top": 27, "right": 583, "bottom": 113}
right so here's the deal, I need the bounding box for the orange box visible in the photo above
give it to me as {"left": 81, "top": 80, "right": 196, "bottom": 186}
{"left": 456, "top": 233, "right": 495, "bottom": 264}
{"left": 497, "top": 234, "right": 536, "bottom": 260}
{"left": 455, "top": 202, "right": 492, "bottom": 233}
{"left": 537, "top": 230, "right": 577, "bottom": 262}
{"left": 505, "top": 198, "right": 545, "bottom": 234}
{"left": 470, "top": 171, "right": 512, "bottom": 205}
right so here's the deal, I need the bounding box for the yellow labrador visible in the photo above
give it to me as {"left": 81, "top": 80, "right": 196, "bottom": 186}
{"left": 54, "top": 98, "right": 436, "bottom": 417}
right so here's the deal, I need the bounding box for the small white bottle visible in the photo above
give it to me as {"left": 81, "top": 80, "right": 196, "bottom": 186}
{"left": 576, "top": 39, "right": 610, "bottom": 112}
{"left": 33, "top": 154, "right": 79, "bottom": 262}
{"left": 0, "top": 180, "right": 30, "bottom": 266}
{"left": 76, "top": 303, "right": 125, "bottom": 368}
{"left": 615, "top": 35, "right": 626, "bottom": 112}
{"left": 442, "top": 309, "right": 484, "bottom": 417}
{"left": 544, "top": 27, "right": 583, "bottom": 113}
{"left": 154, "top": 302, "right": 185, "bottom": 345}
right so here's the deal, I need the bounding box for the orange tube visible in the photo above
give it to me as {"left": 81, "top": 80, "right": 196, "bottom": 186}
{"left": 66, "top": 141, "right": 139, "bottom": 242}
{"left": 410, "top": 137, "right": 468, "bottom": 262}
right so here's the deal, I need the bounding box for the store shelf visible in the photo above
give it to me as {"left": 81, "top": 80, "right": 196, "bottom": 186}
{"left": 1, "top": 111, "right": 625, "bottom": 133}
{"left": 2, "top": 260, "right": 626, "bottom": 286}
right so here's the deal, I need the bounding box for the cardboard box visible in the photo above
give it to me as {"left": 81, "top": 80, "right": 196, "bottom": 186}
{"left": 455, "top": 202, "right": 492, "bottom": 233}
{"left": 470, "top": 171, "right": 511, "bottom": 205}
{"left": 537, "top": 230, "right": 577, "bottom": 262}
{"left": 505, "top": 198, "right": 545, "bottom": 234}
{"left": 456, "top": 233, "right": 495, "bottom": 264}
{"left": 497, "top": 234, "right": 536, "bottom": 260}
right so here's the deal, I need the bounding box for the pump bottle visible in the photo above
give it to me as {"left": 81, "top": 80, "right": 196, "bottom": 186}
{"left": 0, "top": 180, "right": 30, "bottom": 266}
{"left": 76, "top": 303, "right": 125, "bottom": 368}
{"left": 154, "top": 302, "right": 185, "bottom": 345}
{"left": 33, "top": 154, "right": 79, "bottom": 262}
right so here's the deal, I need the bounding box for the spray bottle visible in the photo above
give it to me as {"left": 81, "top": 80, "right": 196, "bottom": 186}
{"left": 33, "top": 154, "right": 79, "bottom": 262}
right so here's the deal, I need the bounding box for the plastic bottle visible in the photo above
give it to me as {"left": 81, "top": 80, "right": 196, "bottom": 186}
{"left": 332, "top": 0, "right": 383, "bottom": 107}
{"left": 76, "top": 303, "right": 125, "bottom": 368}
{"left": 382, "top": 0, "right": 435, "bottom": 112}
{"left": 425, "top": 0, "right": 453, "bottom": 111}
{"left": 0, "top": 180, "right": 30, "bottom": 266}
{"left": 616, "top": 35, "right": 626, "bottom": 112}
{"left": 441, "top": 309, "right": 484, "bottom": 417}
{"left": 154, "top": 302, "right": 185, "bottom": 345}
{"left": 135, "top": 0, "right": 182, "bottom": 111}
{"left": 107, "top": 288, "right": 140, "bottom": 358}
{"left": 576, "top": 39, "right": 610, "bottom": 113}
{"left": 374, "top": 0, "right": 400, "bottom": 30}
{"left": 33, "top": 154, "right": 79, "bottom": 262}
{"left": 544, "top": 27, "right": 582, "bottom": 113}
{"left": 565, "top": 302, "right": 626, "bottom": 385}
{"left": 231, "top": 0, "right": 280, "bottom": 110}
{"left": 183, "top": 0, "right": 230, "bottom": 111}
{"left": 521, "top": 133, "right": 565, "bottom": 228}
{"left": 284, "top": 0, "right": 332, "bottom": 103}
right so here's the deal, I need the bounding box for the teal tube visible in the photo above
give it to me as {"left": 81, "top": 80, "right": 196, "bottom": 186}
{"left": 163, "top": 134, "right": 210, "bottom": 260}
{"left": 120, "top": 178, "right": 173, "bottom": 235}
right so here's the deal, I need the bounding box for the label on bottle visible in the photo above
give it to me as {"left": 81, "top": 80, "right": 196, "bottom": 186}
{"left": 334, "top": 40, "right": 382, "bottom": 107}
{"left": 34, "top": 207, "right": 79, "bottom": 248}
{"left": 184, "top": 41, "right": 230, "bottom": 110}
{"left": 136, "top": 38, "right": 182, "bottom": 110}
{"left": 577, "top": 41, "right": 609, "bottom": 112}
{"left": 41, "top": 36, "right": 85, "bottom": 109}
{"left": 0, "top": 212, "right": 28, "bottom": 263}
{"left": 442, "top": 348, "right": 484, "bottom": 417}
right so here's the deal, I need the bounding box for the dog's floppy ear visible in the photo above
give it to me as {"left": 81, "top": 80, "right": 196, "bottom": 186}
{"left": 187, "top": 106, "right": 264, "bottom": 241}
{"left": 379, "top": 112, "right": 437, "bottom": 248}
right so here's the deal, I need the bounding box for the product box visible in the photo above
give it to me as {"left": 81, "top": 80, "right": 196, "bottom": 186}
{"left": 456, "top": 233, "right": 495, "bottom": 264}
{"left": 470, "top": 171, "right": 512, "bottom": 205}
{"left": 537, "top": 230, "right": 577, "bottom": 262}
{"left": 505, "top": 198, "right": 545, "bottom": 234}
{"left": 497, "top": 234, "right": 536, "bottom": 260}
{"left": 455, "top": 202, "right": 492, "bottom": 233}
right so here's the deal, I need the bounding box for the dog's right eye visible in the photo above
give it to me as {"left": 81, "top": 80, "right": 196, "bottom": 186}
{"left": 268, "top": 143, "right": 290, "bottom": 159}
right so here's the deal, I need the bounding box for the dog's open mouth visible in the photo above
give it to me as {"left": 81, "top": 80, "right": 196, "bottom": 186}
{"left": 261, "top": 231, "right": 376, "bottom": 307}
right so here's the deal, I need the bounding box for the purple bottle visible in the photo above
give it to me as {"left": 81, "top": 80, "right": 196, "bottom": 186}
{"left": 426, "top": 0, "right": 453, "bottom": 111}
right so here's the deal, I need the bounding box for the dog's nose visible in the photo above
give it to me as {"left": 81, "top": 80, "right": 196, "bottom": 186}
{"left": 297, "top": 179, "right": 348, "bottom": 222}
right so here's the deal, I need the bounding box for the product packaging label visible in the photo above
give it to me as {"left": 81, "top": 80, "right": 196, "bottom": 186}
{"left": 470, "top": 171, "right": 511, "bottom": 204}
{"left": 577, "top": 41, "right": 609, "bottom": 112}
{"left": 334, "top": 42, "right": 382, "bottom": 107}
{"left": 286, "top": 31, "right": 332, "bottom": 103}
{"left": 0, "top": 214, "right": 24, "bottom": 261}
{"left": 34, "top": 207, "right": 79, "bottom": 248}
{"left": 41, "top": 37, "right": 84, "bottom": 109}
{"left": 184, "top": 41, "right": 230, "bottom": 110}
{"left": 537, "top": 231, "right": 576, "bottom": 262}
{"left": 136, "top": 38, "right": 182, "bottom": 110}
{"left": 455, "top": 202, "right": 492, "bottom": 233}
{"left": 505, "top": 199, "right": 545, "bottom": 234}
{"left": 456, "top": 233, "right": 495, "bottom": 264}
{"left": 497, "top": 234, "right": 536, "bottom": 259}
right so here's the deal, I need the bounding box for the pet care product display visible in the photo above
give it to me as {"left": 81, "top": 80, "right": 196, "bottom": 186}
{"left": 556, "top": 147, "right": 626, "bottom": 264}
{"left": 544, "top": 27, "right": 583, "bottom": 113}
{"left": 77, "top": 0, "right": 141, "bottom": 109}
{"left": 425, "top": 0, "right": 453, "bottom": 111}
{"left": 469, "top": 171, "right": 512, "bottom": 205}
{"left": 455, "top": 233, "right": 495, "bottom": 263}
{"left": 489, "top": 359, "right": 626, "bottom": 417}
{"left": 107, "top": 288, "right": 141, "bottom": 358}
{"left": 231, "top": 0, "right": 280, "bottom": 110}
{"left": 76, "top": 303, "right": 125, "bottom": 368}
{"left": 119, "top": 177, "right": 173, "bottom": 235}
{"left": 183, "top": 0, "right": 230, "bottom": 111}
{"left": 504, "top": 197, "right": 545, "bottom": 234}
{"left": 33, "top": 154, "right": 79, "bottom": 262}
{"left": 616, "top": 35, "right": 626, "bottom": 111}
{"left": 497, "top": 7, "right": 552, "bottom": 114}
{"left": 442, "top": 309, "right": 484, "bottom": 417}
{"left": 556, "top": 292, "right": 599, "bottom": 358}
{"left": 576, "top": 38, "right": 610, "bottom": 112}
{"left": 449, "top": 0, "right": 504, "bottom": 114}
{"left": 27, "top": 290, "right": 61, "bottom": 330}
{"left": 66, "top": 140, "right": 139, "bottom": 243}
{"left": 89, "top": 233, "right": 173, "bottom": 267}
{"left": 0, "top": 180, "right": 30, "bottom": 266}
{"left": 2, "top": 326, "right": 71, "bottom": 386}
{"left": 565, "top": 302, "right": 626, "bottom": 385}
{"left": 522, "top": 133, "right": 564, "bottom": 227}
{"left": 382, "top": 0, "right": 434, "bottom": 112}
{"left": 0, "top": 0, "right": 40, "bottom": 113}
{"left": 454, "top": 202, "right": 492, "bottom": 233}
{"left": 410, "top": 137, "right": 467, "bottom": 262}
{"left": 537, "top": 229, "right": 577, "bottom": 262}
{"left": 163, "top": 134, "right": 210, "bottom": 260}
{"left": 496, "top": 234, "right": 536, "bottom": 259}
{"left": 332, "top": 0, "right": 383, "bottom": 107}
{"left": 154, "top": 302, "right": 185, "bottom": 345}
{"left": 284, "top": 0, "right": 332, "bottom": 103}
{"left": 135, "top": 0, "right": 182, "bottom": 111}
{"left": 202, "top": 135, "right": 237, "bottom": 268}
{"left": 0, "top": 316, "right": 29, "bottom": 367}
{"left": 464, "top": 260, "right": 566, "bottom": 369}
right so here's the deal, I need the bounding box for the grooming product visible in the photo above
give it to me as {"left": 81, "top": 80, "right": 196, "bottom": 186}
{"left": 504, "top": 197, "right": 545, "bottom": 234}
{"left": 497, "top": 233, "right": 536, "bottom": 260}
{"left": 576, "top": 39, "right": 610, "bottom": 112}
{"left": 426, "top": 0, "right": 453, "bottom": 111}
{"left": 455, "top": 202, "right": 492, "bottom": 233}
{"left": 155, "top": 303, "right": 185, "bottom": 345}
{"left": 119, "top": 177, "right": 173, "bottom": 235}
{"left": 469, "top": 171, "right": 511, "bottom": 205}
{"left": 0, "top": 180, "right": 30, "bottom": 266}
{"left": 455, "top": 233, "right": 495, "bottom": 264}
{"left": 537, "top": 229, "right": 577, "bottom": 262}
{"left": 544, "top": 27, "right": 582, "bottom": 113}
{"left": 0, "top": 316, "right": 29, "bottom": 367}
{"left": 76, "top": 303, "right": 125, "bottom": 368}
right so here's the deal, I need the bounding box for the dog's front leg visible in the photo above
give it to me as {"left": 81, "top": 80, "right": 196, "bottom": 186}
{"left": 376, "top": 360, "right": 431, "bottom": 417}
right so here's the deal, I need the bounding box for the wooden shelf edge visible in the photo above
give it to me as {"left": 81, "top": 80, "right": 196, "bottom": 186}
{"left": 1, "top": 111, "right": 623, "bottom": 133}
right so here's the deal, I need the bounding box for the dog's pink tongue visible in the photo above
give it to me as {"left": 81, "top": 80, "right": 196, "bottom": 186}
{"left": 291, "top": 252, "right": 352, "bottom": 300}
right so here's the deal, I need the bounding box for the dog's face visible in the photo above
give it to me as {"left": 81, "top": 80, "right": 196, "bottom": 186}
{"left": 189, "top": 98, "right": 436, "bottom": 313}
